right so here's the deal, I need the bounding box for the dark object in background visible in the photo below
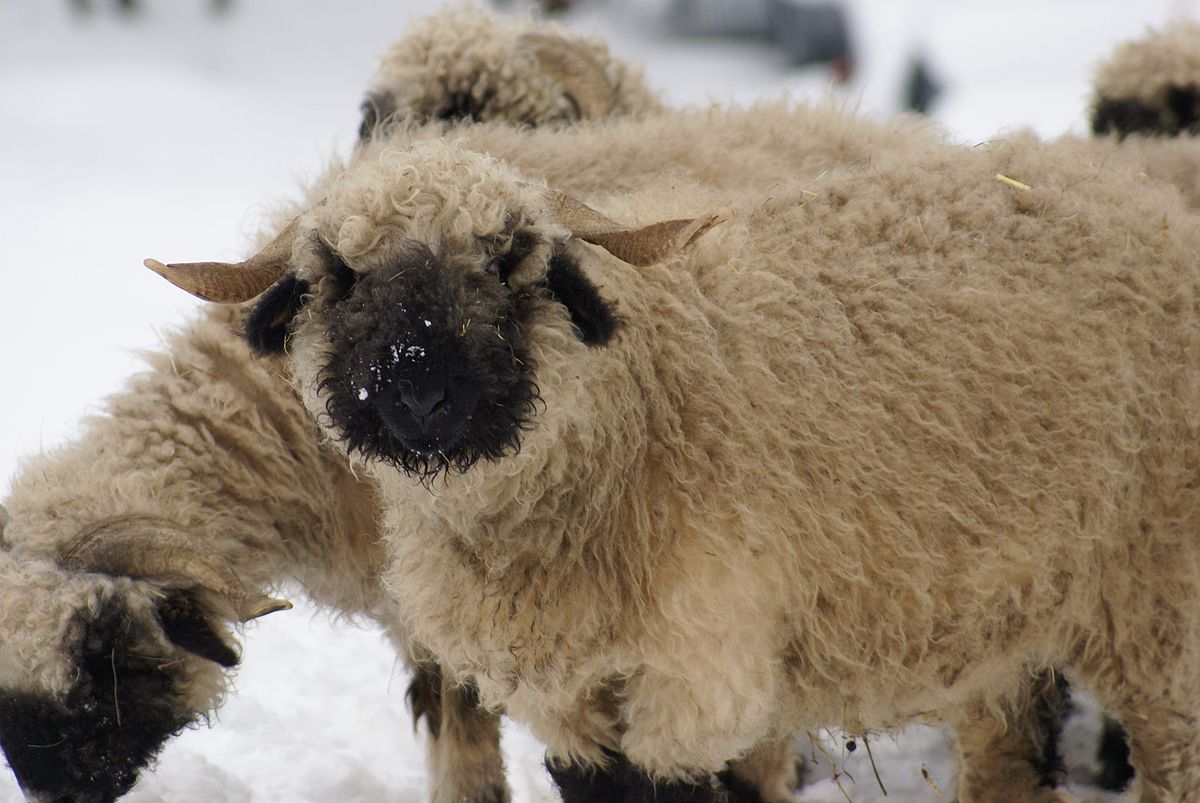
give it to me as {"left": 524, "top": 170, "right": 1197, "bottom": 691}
{"left": 492, "top": 0, "right": 573, "bottom": 13}
{"left": 904, "top": 54, "right": 942, "bottom": 114}
{"left": 670, "top": 0, "right": 854, "bottom": 81}
{"left": 70, "top": 0, "right": 232, "bottom": 15}
{"left": 669, "top": 0, "right": 771, "bottom": 37}
{"left": 766, "top": 0, "right": 853, "bottom": 80}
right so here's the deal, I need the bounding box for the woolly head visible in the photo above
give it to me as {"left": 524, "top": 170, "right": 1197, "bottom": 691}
{"left": 0, "top": 518, "right": 288, "bottom": 802}
{"left": 357, "top": 4, "right": 661, "bottom": 141}
{"left": 147, "top": 141, "right": 725, "bottom": 478}
{"left": 1091, "top": 23, "right": 1200, "bottom": 138}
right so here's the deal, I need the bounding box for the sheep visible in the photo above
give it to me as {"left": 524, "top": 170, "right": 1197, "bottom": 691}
{"left": 1091, "top": 22, "right": 1200, "bottom": 139}
{"left": 356, "top": 3, "right": 662, "bottom": 142}
{"left": 0, "top": 10, "right": 809, "bottom": 801}
{"left": 144, "top": 94, "right": 1200, "bottom": 802}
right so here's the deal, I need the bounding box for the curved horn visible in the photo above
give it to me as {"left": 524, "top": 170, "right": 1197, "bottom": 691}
{"left": 60, "top": 515, "right": 292, "bottom": 623}
{"left": 517, "top": 32, "right": 617, "bottom": 119}
{"left": 546, "top": 191, "right": 730, "bottom": 266}
{"left": 145, "top": 209, "right": 311, "bottom": 304}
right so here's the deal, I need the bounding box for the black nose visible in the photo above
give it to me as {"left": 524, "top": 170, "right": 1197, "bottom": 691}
{"left": 398, "top": 380, "right": 445, "bottom": 421}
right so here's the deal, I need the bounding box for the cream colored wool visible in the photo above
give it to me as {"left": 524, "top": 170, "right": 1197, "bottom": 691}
{"left": 0, "top": 13, "right": 801, "bottom": 801}
{"left": 363, "top": 2, "right": 661, "bottom": 129}
{"left": 268, "top": 109, "right": 1200, "bottom": 802}
{"left": 2, "top": 308, "right": 382, "bottom": 692}
{"left": 1093, "top": 22, "right": 1200, "bottom": 107}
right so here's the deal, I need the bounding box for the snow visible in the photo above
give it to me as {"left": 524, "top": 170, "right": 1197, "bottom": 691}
{"left": 0, "top": 0, "right": 1190, "bottom": 799}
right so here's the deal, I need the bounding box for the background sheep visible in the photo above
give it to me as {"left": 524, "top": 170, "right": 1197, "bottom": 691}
{"left": 1091, "top": 22, "right": 1200, "bottom": 139}
{"left": 0, "top": 309, "right": 413, "bottom": 801}
{"left": 152, "top": 93, "right": 1200, "bottom": 801}
{"left": 357, "top": 3, "right": 662, "bottom": 142}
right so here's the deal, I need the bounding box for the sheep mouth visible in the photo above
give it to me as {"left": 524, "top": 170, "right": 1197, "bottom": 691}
{"left": 317, "top": 332, "right": 540, "bottom": 479}
{"left": 320, "top": 375, "right": 539, "bottom": 477}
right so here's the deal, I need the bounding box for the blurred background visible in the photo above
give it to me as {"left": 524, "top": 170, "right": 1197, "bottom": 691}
{"left": 0, "top": 1, "right": 1194, "bottom": 799}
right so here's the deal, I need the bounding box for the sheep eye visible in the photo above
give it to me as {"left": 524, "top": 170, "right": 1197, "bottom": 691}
{"left": 484, "top": 254, "right": 511, "bottom": 283}
{"left": 486, "top": 230, "right": 542, "bottom": 285}
{"left": 325, "top": 251, "right": 359, "bottom": 299}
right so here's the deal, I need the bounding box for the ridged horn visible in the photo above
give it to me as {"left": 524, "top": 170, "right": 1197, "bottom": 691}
{"left": 145, "top": 209, "right": 310, "bottom": 304}
{"left": 546, "top": 190, "right": 730, "bottom": 266}
{"left": 60, "top": 515, "right": 292, "bottom": 623}
{"left": 517, "top": 32, "right": 617, "bottom": 119}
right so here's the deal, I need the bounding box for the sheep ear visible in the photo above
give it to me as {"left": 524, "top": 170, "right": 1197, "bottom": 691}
{"left": 544, "top": 190, "right": 729, "bottom": 266}
{"left": 545, "top": 246, "right": 619, "bottom": 346}
{"left": 156, "top": 590, "right": 239, "bottom": 667}
{"left": 243, "top": 274, "right": 310, "bottom": 356}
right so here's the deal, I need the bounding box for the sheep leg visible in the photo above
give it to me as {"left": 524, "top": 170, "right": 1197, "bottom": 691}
{"left": 952, "top": 670, "right": 1077, "bottom": 803}
{"left": 1089, "top": 696, "right": 1200, "bottom": 803}
{"left": 547, "top": 750, "right": 730, "bottom": 802}
{"left": 407, "top": 662, "right": 510, "bottom": 803}
{"left": 717, "top": 736, "right": 803, "bottom": 803}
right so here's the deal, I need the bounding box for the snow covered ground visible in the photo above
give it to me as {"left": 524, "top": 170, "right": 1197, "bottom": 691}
{"left": 0, "top": 0, "right": 1192, "bottom": 799}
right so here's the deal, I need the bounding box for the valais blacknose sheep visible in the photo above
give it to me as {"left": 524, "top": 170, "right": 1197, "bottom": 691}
{"left": 1091, "top": 22, "right": 1200, "bottom": 139}
{"left": 357, "top": 3, "right": 661, "bottom": 142}
{"left": 147, "top": 95, "right": 1200, "bottom": 802}
{"left": 0, "top": 9, "right": 799, "bottom": 803}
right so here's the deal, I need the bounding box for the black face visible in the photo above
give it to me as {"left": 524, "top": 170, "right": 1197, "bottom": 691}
{"left": 315, "top": 243, "right": 542, "bottom": 478}
{"left": 1092, "top": 83, "right": 1200, "bottom": 139}
{"left": 242, "top": 228, "right": 619, "bottom": 478}
{"left": 0, "top": 592, "right": 218, "bottom": 802}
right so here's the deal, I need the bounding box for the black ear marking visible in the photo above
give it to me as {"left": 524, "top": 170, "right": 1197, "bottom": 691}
{"left": 243, "top": 274, "right": 310, "bottom": 355}
{"left": 358, "top": 91, "right": 397, "bottom": 142}
{"left": 156, "top": 590, "right": 239, "bottom": 668}
{"left": 545, "top": 247, "right": 619, "bottom": 346}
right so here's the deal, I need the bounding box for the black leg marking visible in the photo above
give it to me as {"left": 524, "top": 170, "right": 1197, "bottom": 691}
{"left": 1031, "top": 670, "right": 1069, "bottom": 788}
{"left": 548, "top": 750, "right": 729, "bottom": 803}
{"left": 716, "top": 767, "right": 770, "bottom": 803}
{"left": 1095, "top": 715, "right": 1136, "bottom": 792}
{"left": 406, "top": 661, "right": 443, "bottom": 738}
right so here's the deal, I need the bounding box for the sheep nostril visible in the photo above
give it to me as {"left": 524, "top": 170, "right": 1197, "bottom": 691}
{"left": 399, "top": 383, "right": 446, "bottom": 421}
